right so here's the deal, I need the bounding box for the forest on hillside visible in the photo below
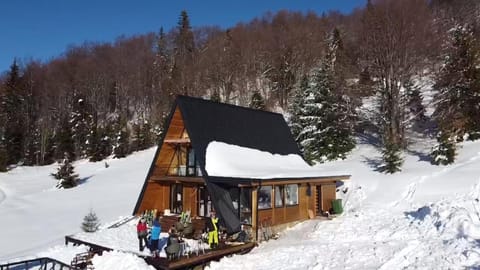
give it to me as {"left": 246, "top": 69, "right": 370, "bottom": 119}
{"left": 1, "top": 0, "right": 480, "bottom": 174}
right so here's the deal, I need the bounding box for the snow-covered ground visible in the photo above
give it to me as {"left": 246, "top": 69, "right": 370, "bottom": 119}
{"left": 1, "top": 133, "right": 480, "bottom": 269}
{"left": 208, "top": 139, "right": 480, "bottom": 270}
{"left": 0, "top": 148, "right": 156, "bottom": 262}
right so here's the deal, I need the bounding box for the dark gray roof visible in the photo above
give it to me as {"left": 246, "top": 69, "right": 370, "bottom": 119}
{"left": 176, "top": 95, "right": 302, "bottom": 177}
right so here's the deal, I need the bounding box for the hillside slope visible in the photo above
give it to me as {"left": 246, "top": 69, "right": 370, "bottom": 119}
{"left": 0, "top": 148, "right": 156, "bottom": 261}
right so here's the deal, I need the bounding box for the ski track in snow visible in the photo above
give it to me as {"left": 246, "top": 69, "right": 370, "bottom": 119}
{"left": 0, "top": 185, "right": 5, "bottom": 205}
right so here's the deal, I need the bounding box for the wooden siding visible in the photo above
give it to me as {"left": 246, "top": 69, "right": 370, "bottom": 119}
{"left": 182, "top": 184, "right": 199, "bottom": 217}
{"left": 256, "top": 183, "right": 321, "bottom": 229}
{"left": 136, "top": 182, "right": 170, "bottom": 214}
{"left": 321, "top": 184, "right": 336, "bottom": 212}
{"left": 153, "top": 107, "right": 185, "bottom": 177}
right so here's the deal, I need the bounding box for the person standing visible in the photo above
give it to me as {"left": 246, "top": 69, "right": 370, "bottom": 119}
{"left": 150, "top": 216, "right": 162, "bottom": 257}
{"left": 206, "top": 210, "right": 219, "bottom": 248}
{"left": 137, "top": 217, "right": 148, "bottom": 252}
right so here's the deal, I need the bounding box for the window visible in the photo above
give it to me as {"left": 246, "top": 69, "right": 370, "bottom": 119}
{"left": 285, "top": 184, "right": 298, "bottom": 206}
{"left": 258, "top": 186, "right": 272, "bottom": 209}
{"left": 240, "top": 188, "right": 252, "bottom": 224}
{"left": 187, "top": 147, "right": 201, "bottom": 176}
{"left": 171, "top": 184, "right": 183, "bottom": 213}
{"left": 198, "top": 186, "right": 212, "bottom": 217}
{"left": 275, "top": 185, "right": 284, "bottom": 207}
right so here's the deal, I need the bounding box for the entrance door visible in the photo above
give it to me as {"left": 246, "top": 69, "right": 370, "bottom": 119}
{"left": 316, "top": 185, "right": 322, "bottom": 216}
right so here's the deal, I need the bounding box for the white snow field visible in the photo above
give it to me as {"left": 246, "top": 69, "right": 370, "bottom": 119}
{"left": 1, "top": 138, "right": 480, "bottom": 269}
{"left": 0, "top": 148, "right": 156, "bottom": 263}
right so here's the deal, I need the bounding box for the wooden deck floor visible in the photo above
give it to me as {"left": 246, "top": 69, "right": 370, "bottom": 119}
{"left": 65, "top": 235, "right": 255, "bottom": 270}
{"left": 145, "top": 242, "right": 256, "bottom": 270}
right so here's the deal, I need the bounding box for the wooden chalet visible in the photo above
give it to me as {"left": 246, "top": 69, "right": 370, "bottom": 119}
{"left": 133, "top": 95, "right": 350, "bottom": 238}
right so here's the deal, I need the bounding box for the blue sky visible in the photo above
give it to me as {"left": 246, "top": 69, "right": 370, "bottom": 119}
{"left": 0, "top": 0, "right": 365, "bottom": 73}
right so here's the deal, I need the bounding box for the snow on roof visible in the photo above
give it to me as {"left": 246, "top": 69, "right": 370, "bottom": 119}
{"left": 205, "top": 141, "right": 348, "bottom": 179}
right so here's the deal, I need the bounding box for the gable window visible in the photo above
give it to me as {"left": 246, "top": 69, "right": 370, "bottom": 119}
{"left": 187, "top": 147, "right": 201, "bottom": 176}
{"left": 286, "top": 184, "right": 298, "bottom": 206}
{"left": 275, "top": 185, "right": 284, "bottom": 207}
{"left": 258, "top": 186, "right": 272, "bottom": 209}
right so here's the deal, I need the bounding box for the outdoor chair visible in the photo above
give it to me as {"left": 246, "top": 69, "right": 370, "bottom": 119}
{"left": 165, "top": 239, "right": 180, "bottom": 260}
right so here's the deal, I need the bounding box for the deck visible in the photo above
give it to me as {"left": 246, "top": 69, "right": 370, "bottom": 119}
{"left": 145, "top": 242, "right": 256, "bottom": 270}
{"left": 65, "top": 235, "right": 255, "bottom": 270}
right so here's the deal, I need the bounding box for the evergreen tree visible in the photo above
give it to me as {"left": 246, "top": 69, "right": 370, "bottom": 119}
{"left": 404, "top": 79, "right": 426, "bottom": 130}
{"left": 1, "top": 60, "right": 26, "bottom": 165}
{"left": 0, "top": 137, "right": 8, "bottom": 172}
{"left": 249, "top": 91, "right": 266, "bottom": 110}
{"left": 81, "top": 209, "right": 100, "bottom": 232}
{"left": 380, "top": 141, "right": 404, "bottom": 173}
{"left": 430, "top": 131, "right": 456, "bottom": 165}
{"left": 71, "top": 95, "right": 92, "bottom": 158}
{"left": 113, "top": 117, "right": 130, "bottom": 159}
{"left": 24, "top": 125, "right": 41, "bottom": 166}
{"left": 87, "top": 120, "right": 102, "bottom": 162}
{"left": 173, "top": 10, "right": 195, "bottom": 95}
{"left": 54, "top": 115, "right": 75, "bottom": 160}
{"left": 52, "top": 153, "right": 79, "bottom": 189}
{"left": 297, "top": 30, "right": 356, "bottom": 164}
{"left": 210, "top": 91, "right": 221, "bottom": 103}
{"left": 288, "top": 75, "right": 308, "bottom": 152}
{"left": 139, "top": 121, "right": 153, "bottom": 150}
{"left": 433, "top": 23, "right": 480, "bottom": 142}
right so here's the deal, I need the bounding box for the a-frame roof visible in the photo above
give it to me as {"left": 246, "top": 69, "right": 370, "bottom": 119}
{"left": 176, "top": 95, "right": 302, "bottom": 177}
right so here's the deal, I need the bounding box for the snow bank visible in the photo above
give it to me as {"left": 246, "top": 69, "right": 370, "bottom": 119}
{"left": 205, "top": 141, "right": 347, "bottom": 179}
{"left": 91, "top": 251, "right": 155, "bottom": 270}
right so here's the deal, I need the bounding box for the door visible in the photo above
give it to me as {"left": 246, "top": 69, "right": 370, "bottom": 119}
{"left": 316, "top": 185, "right": 322, "bottom": 216}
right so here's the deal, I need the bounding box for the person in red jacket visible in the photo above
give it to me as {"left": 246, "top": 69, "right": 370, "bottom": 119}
{"left": 137, "top": 217, "right": 148, "bottom": 252}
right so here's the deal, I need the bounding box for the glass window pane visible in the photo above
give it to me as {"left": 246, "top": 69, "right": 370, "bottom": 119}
{"left": 275, "top": 186, "right": 284, "bottom": 207}
{"left": 258, "top": 186, "right": 272, "bottom": 209}
{"left": 240, "top": 188, "right": 252, "bottom": 224}
{"left": 286, "top": 184, "right": 298, "bottom": 206}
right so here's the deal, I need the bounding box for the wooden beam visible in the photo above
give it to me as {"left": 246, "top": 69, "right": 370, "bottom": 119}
{"left": 163, "top": 138, "right": 191, "bottom": 144}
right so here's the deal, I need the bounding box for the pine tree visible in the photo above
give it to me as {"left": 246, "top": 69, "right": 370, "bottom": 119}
{"left": 433, "top": 23, "right": 480, "bottom": 142}
{"left": 404, "top": 79, "right": 426, "bottom": 130}
{"left": 288, "top": 75, "right": 308, "bottom": 152}
{"left": 113, "top": 116, "right": 130, "bottom": 159}
{"left": 210, "top": 91, "right": 221, "bottom": 103}
{"left": 139, "top": 121, "right": 153, "bottom": 150}
{"left": 0, "top": 136, "right": 8, "bottom": 172}
{"left": 249, "top": 91, "right": 266, "bottom": 110}
{"left": 1, "top": 60, "right": 26, "bottom": 165}
{"left": 54, "top": 115, "right": 75, "bottom": 160}
{"left": 87, "top": 121, "right": 102, "bottom": 162}
{"left": 380, "top": 141, "right": 403, "bottom": 173}
{"left": 297, "top": 30, "right": 356, "bottom": 164}
{"left": 24, "top": 125, "right": 41, "bottom": 166}
{"left": 52, "top": 153, "right": 79, "bottom": 189}
{"left": 81, "top": 209, "right": 100, "bottom": 232}
{"left": 430, "top": 131, "right": 456, "bottom": 165}
{"left": 71, "top": 95, "right": 92, "bottom": 158}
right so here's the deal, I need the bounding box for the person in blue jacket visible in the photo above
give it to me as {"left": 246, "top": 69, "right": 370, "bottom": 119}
{"left": 150, "top": 216, "right": 162, "bottom": 257}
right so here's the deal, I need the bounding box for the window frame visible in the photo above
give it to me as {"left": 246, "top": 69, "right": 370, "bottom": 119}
{"left": 274, "top": 185, "right": 284, "bottom": 208}
{"left": 258, "top": 185, "right": 273, "bottom": 210}
{"left": 285, "top": 184, "right": 299, "bottom": 206}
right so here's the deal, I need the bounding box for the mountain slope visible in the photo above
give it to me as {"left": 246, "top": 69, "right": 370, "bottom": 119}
{"left": 0, "top": 148, "right": 156, "bottom": 261}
